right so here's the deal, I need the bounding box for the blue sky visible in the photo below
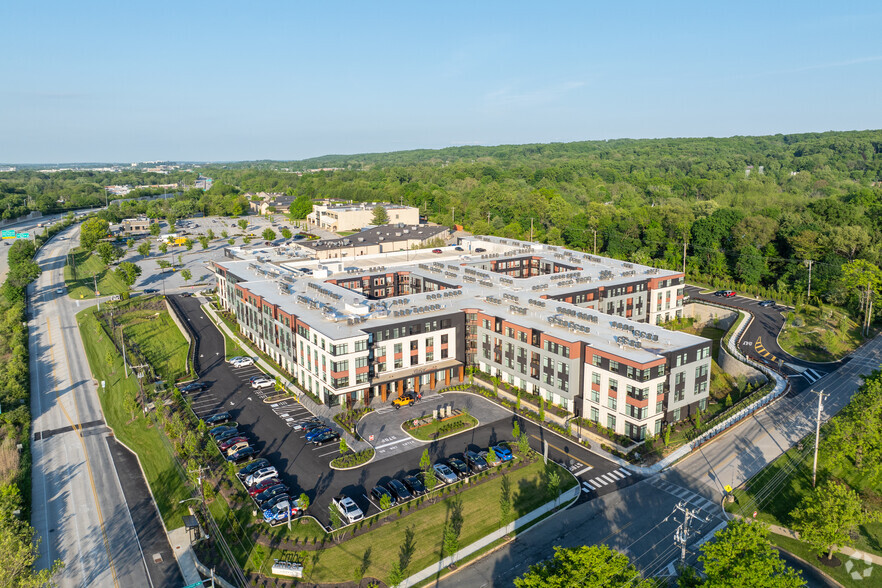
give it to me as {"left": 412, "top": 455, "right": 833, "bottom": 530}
{"left": 2, "top": 1, "right": 881, "bottom": 163}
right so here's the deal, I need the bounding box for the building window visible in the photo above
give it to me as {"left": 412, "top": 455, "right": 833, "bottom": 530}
{"left": 592, "top": 373, "right": 601, "bottom": 386}
{"left": 441, "top": 334, "right": 448, "bottom": 345}
{"left": 590, "top": 407, "right": 599, "bottom": 422}
{"left": 395, "top": 358, "right": 403, "bottom": 369}
{"left": 592, "top": 354, "right": 601, "bottom": 367}
{"left": 607, "top": 415, "right": 616, "bottom": 429}
{"left": 672, "top": 408, "right": 681, "bottom": 421}
{"left": 674, "top": 389, "right": 685, "bottom": 402}
{"left": 591, "top": 389, "right": 600, "bottom": 403}
{"left": 658, "top": 364, "right": 665, "bottom": 376}
{"left": 441, "top": 348, "right": 448, "bottom": 359}
{"left": 696, "top": 381, "right": 708, "bottom": 395}
{"left": 608, "top": 397, "right": 617, "bottom": 411}
{"left": 609, "top": 378, "right": 618, "bottom": 393}
{"left": 354, "top": 340, "right": 368, "bottom": 352}
{"left": 699, "top": 398, "right": 707, "bottom": 411}
{"left": 426, "top": 351, "right": 434, "bottom": 362}
{"left": 656, "top": 400, "right": 664, "bottom": 414}
{"left": 609, "top": 360, "right": 619, "bottom": 372}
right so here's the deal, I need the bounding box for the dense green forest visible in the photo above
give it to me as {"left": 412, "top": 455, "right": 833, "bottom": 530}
{"left": 4, "top": 130, "right": 882, "bottom": 320}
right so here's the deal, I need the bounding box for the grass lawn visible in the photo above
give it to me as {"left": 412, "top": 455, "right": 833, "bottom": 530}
{"left": 113, "top": 302, "right": 192, "bottom": 382}
{"left": 234, "top": 459, "right": 574, "bottom": 583}
{"left": 779, "top": 304, "right": 868, "bottom": 362}
{"left": 406, "top": 414, "right": 478, "bottom": 441}
{"left": 222, "top": 330, "right": 247, "bottom": 360}
{"left": 336, "top": 230, "right": 357, "bottom": 236}
{"left": 64, "top": 247, "right": 130, "bottom": 299}
{"left": 768, "top": 533, "right": 882, "bottom": 588}
{"left": 726, "top": 444, "right": 882, "bottom": 559}
{"left": 77, "top": 307, "right": 191, "bottom": 528}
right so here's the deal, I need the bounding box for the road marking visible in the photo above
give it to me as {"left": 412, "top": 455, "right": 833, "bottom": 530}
{"left": 574, "top": 465, "right": 594, "bottom": 477}
{"left": 48, "top": 317, "right": 120, "bottom": 588}
{"left": 618, "top": 468, "right": 632, "bottom": 477}
{"left": 590, "top": 476, "right": 609, "bottom": 486}
{"left": 374, "top": 437, "right": 410, "bottom": 450}
{"left": 528, "top": 434, "right": 593, "bottom": 468}
{"left": 581, "top": 481, "right": 595, "bottom": 492}
{"left": 608, "top": 470, "right": 625, "bottom": 480}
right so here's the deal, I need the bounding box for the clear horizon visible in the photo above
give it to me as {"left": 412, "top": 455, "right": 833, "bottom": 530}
{"left": 2, "top": 1, "right": 881, "bottom": 163}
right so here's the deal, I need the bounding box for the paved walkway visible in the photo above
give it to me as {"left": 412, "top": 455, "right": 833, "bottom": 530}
{"left": 168, "top": 527, "right": 203, "bottom": 586}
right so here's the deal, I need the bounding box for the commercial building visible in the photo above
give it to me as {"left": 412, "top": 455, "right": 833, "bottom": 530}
{"left": 294, "top": 225, "right": 450, "bottom": 260}
{"left": 212, "top": 236, "right": 707, "bottom": 441}
{"left": 248, "top": 193, "right": 297, "bottom": 215}
{"left": 307, "top": 202, "right": 420, "bottom": 232}
{"left": 119, "top": 217, "right": 157, "bottom": 234}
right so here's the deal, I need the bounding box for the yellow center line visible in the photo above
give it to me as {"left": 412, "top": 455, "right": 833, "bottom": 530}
{"left": 530, "top": 434, "right": 592, "bottom": 468}
{"left": 47, "top": 317, "right": 120, "bottom": 588}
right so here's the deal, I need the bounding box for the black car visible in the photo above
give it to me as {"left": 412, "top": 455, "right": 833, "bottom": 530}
{"left": 387, "top": 479, "right": 412, "bottom": 502}
{"left": 143, "top": 288, "right": 159, "bottom": 294}
{"left": 227, "top": 446, "right": 257, "bottom": 463}
{"left": 209, "top": 423, "right": 238, "bottom": 438}
{"left": 301, "top": 421, "right": 327, "bottom": 433}
{"left": 238, "top": 458, "right": 270, "bottom": 478}
{"left": 713, "top": 290, "right": 728, "bottom": 297}
{"left": 180, "top": 381, "right": 210, "bottom": 393}
{"left": 204, "top": 412, "right": 232, "bottom": 426}
{"left": 261, "top": 493, "right": 291, "bottom": 511}
{"left": 759, "top": 300, "right": 776, "bottom": 307}
{"left": 214, "top": 428, "right": 241, "bottom": 443}
{"left": 370, "top": 485, "right": 396, "bottom": 506}
{"left": 403, "top": 475, "right": 426, "bottom": 496}
{"left": 311, "top": 430, "right": 340, "bottom": 445}
{"left": 464, "top": 450, "right": 488, "bottom": 473}
{"left": 446, "top": 457, "right": 469, "bottom": 479}
{"left": 255, "top": 484, "right": 288, "bottom": 506}
{"left": 292, "top": 417, "right": 323, "bottom": 431}
{"left": 475, "top": 247, "right": 486, "bottom": 253}
{"left": 454, "top": 246, "right": 464, "bottom": 251}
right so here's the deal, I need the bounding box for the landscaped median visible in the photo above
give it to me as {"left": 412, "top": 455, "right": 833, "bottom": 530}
{"left": 403, "top": 410, "right": 478, "bottom": 441}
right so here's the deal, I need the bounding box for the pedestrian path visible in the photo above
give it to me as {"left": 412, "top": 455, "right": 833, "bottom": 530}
{"left": 644, "top": 476, "right": 719, "bottom": 514}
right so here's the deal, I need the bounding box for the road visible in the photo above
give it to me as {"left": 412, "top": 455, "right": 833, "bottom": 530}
{"left": 29, "top": 224, "right": 182, "bottom": 587}
{"left": 684, "top": 286, "right": 840, "bottom": 391}
{"left": 433, "top": 333, "right": 882, "bottom": 587}
{"left": 172, "top": 294, "right": 637, "bottom": 527}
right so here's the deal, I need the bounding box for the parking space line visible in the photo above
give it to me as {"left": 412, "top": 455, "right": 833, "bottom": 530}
{"left": 374, "top": 438, "right": 410, "bottom": 450}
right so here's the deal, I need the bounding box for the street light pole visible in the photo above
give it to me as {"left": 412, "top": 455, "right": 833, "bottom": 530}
{"left": 812, "top": 389, "right": 825, "bottom": 488}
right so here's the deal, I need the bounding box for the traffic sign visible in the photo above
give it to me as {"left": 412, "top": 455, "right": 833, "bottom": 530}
{"left": 1, "top": 230, "right": 14, "bottom": 239}
{"left": 724, "top": 484, "right": 733, "bottom": 494}
{"left": 16, "top": 233, "right": 29, "bottom": 239}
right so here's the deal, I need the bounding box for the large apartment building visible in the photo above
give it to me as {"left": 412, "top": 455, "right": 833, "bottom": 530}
{"left": 212, "top": 236, "right": 708, "bottom": 441}
{"left": 307, "top": 202, "right": 420, "bottom": 232}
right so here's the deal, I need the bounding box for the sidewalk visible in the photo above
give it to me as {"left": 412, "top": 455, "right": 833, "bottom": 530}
{"left": 200, "top": 300, "right": 370, "bottom": 452}
{"left": 169, "top": 526, "right": 203, "bottom": 586}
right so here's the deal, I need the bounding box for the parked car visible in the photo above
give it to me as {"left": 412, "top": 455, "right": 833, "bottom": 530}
{"left": 393, "top": 391, "right": 418, "bottom": 409}
{"left": 246, "top": 467, "right": 278, "bottom": 487}
{"left": 370, "top": 485, "right": 396, "bottom": 506}
{"left": 261, "top": 494, "right": 291, "bottom": 511}
{"left": 229, "top": 356, "right": 254, "bottom": 367}
{"left": 446, "top": 457, "right": 469, "bottom": 479}
{"left": 263, "top": 500, "right": 301, "bottom": 523}
{"left": 304, "top": 427, "right": 332, "bottom": 442}
{"left": 480, "top": 449, "right": 501, "bottom": 467}
{"left": 248, "top": 477, "right": 281, "bottom": 497}
{"left": 403, "top": 475, "right": 426, "bottom": 496}
{"left": 227, "top": 446, "right": 257, "bottom": 463}
{"left": 238, "top": 459, "right": 270, "bottom": 478}
{"left": 491, "top": 442, "right": 513, "bottom": 462}
{"left": 432, "top": 248, "right": 443, "bottom": 254}
{"left": 300, "top": 421, "right": 327, "bottom": 433}
{"left": 251, "top": 377, "right": 274, "bottom": 389}
{"left": 218, "top": 436, "right": 249, "bottom": 452}
{"left": 203, "top": 412, "right": 232, "bottom": 426}
{"left": 224, "top": 441, "right": 251, "bottom": 456}
{"left": 143, "top": 288, "right": 159, "bottom": 294}
{"left": 454, "top": 246, "right": 464, "bottom": 251}
{"left": 464, "top": 450, "right": 489, "bottom": 473}
{"left": 713, "top": 290, "right": 728, "bottom": 297}
{"left": 209, "top": 423, "right": 238, "bottom": 437}
{"left": 475, "top": 247, "right": 486, "bottom": 253}
{"left": 255, "top": 485, "right": 289, "bottom": 507}
{"left": 759, "top": 299, "right": 776, "bottom": 307}
{"left": 311, "top": 430, "right": 340, "bottom": 446}
{"left": 292, "top": 417, "right": 323, "bottom": 431}
{"left": 433, "top": 463, "right": 458, "bottom": 484}
{"left": 721, "top": 290, "right": 736, "bottom": 297}
{"left": 180, "top": 381, "right": 210, "bottom": 393}
{"left": 332, "top": 495, "right": 364, "bottom": 523}
{"left": 387, "top": 479, "right": 412, "bottom": 502}
{"left": 213, "top": 428, "right": 242, "bottom": 443}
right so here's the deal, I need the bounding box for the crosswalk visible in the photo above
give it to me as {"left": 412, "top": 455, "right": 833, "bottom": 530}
{"left": 800, "top": 368, "right": 825, "bottom": 383}
{"left": 754, "top": 338, "right": 778, "bottom": 362}
{"left": 580, "top": 467, "right": 632, "bottom": 493}
{"left": 645, "top": 476, "right": 718, "bottom": 513}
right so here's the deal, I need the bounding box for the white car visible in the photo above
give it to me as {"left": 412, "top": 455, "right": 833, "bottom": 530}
{"left": 56, "top": 288, "right": 63, "bottom": 294}
{"left": 332, "top": 495, "right": 364, "bottom": 524}
{"left": 251, "top": 377, "right": 273, "bottom": 389}
{"left": 433, "top": 463, "right": 458, "bottom": 485}
{"left": 229, "top": 357, "right": 254, "bottom": 367}
{"left": 246, "top": 467, "right": 278, "bottom": 487}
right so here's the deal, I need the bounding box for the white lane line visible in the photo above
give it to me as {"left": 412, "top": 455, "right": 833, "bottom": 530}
{"left": 617, "top": 468, "right": 632, "bottom": 477}
{"left": 374, "top": 437, "right": 410, "bottom": 450}
{"left": 581, "top": 481, "right": 595, "bottom": 491}
{"left": 608, "top": 470, "right": 625, "bottom": 480}
{"left": 574, "top": 466, "right": 593, "bottom": 477}
{"left": 591, "top": 477, "right": 609, "bottom": 486}
{"left": 598, "top": 474, "right": 616, "bottom": 484}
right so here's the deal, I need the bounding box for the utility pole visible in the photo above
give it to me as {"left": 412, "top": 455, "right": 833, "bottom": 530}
{"left": 486, "top": 212, "right": 491, "bottom": 224}
{"left": 593, "top": 228, "right": 597, "bottom": 255}
{"left": 530, "top": 218, "right": 534, "bottom": 243}
{"left": 806, "top": 259, "right": 814, "bottom": 302}
{"left": 93, "top": 274, "right": 100, "bottom": 310}
{"left": 673, "top": 501, "right": 710, "bottom": 565}
{"left": 812, "top": 390, "right": 826, "bottom": 488}
{"left": 682, "top": 241, "right": 688, "bottom": 274}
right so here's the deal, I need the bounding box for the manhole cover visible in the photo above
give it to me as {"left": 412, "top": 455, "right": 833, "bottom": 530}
{"left": 152, "top": 553, "right": 163, "bottom": 564}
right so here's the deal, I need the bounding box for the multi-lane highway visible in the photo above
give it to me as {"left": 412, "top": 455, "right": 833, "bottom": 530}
{"left": 29, "top": 224, "right": 181, "bottom": 587}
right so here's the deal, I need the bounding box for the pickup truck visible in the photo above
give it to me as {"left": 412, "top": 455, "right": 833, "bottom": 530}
{"left": 332, "top": 495, "right": 364, "bottom": 524}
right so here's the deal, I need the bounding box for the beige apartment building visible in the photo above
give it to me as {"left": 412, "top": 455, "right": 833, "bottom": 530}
{"left": 307, "top": 202, "right": 419, "bottom": 232}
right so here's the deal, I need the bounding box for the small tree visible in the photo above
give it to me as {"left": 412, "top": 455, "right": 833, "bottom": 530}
{"left": 514, "top": 545, "right": 651, "bottom": 588}
{"left": 96, "top": 241, "right": 122, "bottom": 265}
{"left": 181, "top": 269, "right": 192, "bottom": 283}
{"left": 183, "top": 238, "right": 193, "bottom": 251}
{"left": 298, "top": 492, "right": 310, "bottom": 511}
{"left": 126, "top": 238, "right": 135, "bottom": 249}
{"left": 237, "top": 218, "right": 248, "bottom": 231}
{"left": 339, "top": 438, "right": 348, "bottom": 454}
{"left": 387, "top": 562, "right": 405, "bottom": 587}
{"left": 694, "top": 410, "right": 702, "bottom": 429}
{"left": 206, "top": 228, "right": 215, "bottom": 240}
{"left": 419, "top": 448, "right": 432, "bottom": 474}
{"left": 699, "top": 519, "right": 803, "bottom": 587}
{"left": 516, "top": 389, "right": 522, "bottom": 411}
{"left": 538, "top": 397, "right": 545, "bottom": 422}
{"left": 518, "top": 433, "right": 531, "bottom": 456}
{"left": 221, "top": 229, "right": 228, "bottom": 238}
{"left": 371, "top": 204, "right": 389, "bottom": 225}
{"left": 545, "top": 466, "right": 561, "bottom": 502}
{"left": 281, "top": 227, "right": 292, "bottom": 239}
{"left": 149, "top": 222, "right": 161, "bottom": 236}
{"left": 198, "top": 235, "right": 209, "bottom": 250}
{"left": 487, "top": 447, "right": 498, "bottom": 466}
{"left": 791, "top": 480, "right": 878, "bottom": 559}
{"left": 157, "top": 259, "right": 170, "bottom": 269}
{"left": 262, "top": 228, "right": 276, "bottom": 241}
{"left": 115, "top": 262, "right": 142, "bottom": 288}
{"left": 442, "top": 523, "right": 459, "bottom": 557}
{"left": 379, "top": 492, "right": 392, "bottom": 511}
{"left": 137, "top": 242, "right": 150, "bottom": 257}
{"left": 664, "top": 424, "right": 671, "bottom": 446}
{"left": 500, "top": 473, "right": 512, "bottom": 523}
{"left": 512, "top": 421, "right": 521, "bottom": 442}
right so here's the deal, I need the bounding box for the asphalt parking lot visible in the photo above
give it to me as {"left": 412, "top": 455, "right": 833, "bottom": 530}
{"left": 170, "top": 294, "right": 637, "bottom": 527}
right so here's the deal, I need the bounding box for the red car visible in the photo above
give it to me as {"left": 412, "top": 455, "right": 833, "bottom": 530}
{"left": 248, "top": 477, "right": 281, "bottom": 496}
{"left": 218, "top": 436, "right": 248, "bottom": 452}
{"left": 432, "top": 248, "right": 442, "bottom": 253}
{"left": 722, "top": 290, "right": 736, "bottom": 298}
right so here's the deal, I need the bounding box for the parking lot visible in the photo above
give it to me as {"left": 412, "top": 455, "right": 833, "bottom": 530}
{"left": 171, "top": 294, "right": 636, "bottom": 527}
